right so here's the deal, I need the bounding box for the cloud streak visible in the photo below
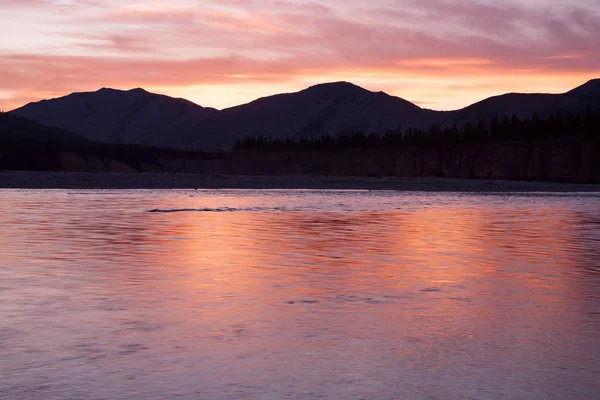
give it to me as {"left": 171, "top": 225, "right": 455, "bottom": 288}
{"left": 1, "top": 0, "right": 599, "bottom": 111}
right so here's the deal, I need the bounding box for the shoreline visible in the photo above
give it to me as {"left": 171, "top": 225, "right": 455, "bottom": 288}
{"left": 1, "top": 171, "right": 600, "bottom": 192}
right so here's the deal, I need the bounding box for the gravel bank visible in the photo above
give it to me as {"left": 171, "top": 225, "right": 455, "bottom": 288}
{"left": 1, "top": 171, "right": 600, "bottom": 192}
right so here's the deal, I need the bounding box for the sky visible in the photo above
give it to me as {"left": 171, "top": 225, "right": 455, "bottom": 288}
{"left": 1, "top": 0, "right": 599, "bottom": 111}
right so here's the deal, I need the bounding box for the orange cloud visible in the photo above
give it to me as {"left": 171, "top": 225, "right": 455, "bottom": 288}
{"left": 1, "top": 0, "right": 599, "bottom": 111}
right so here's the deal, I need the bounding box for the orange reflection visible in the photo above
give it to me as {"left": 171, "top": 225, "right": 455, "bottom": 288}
{"left": 2, "top": 190, "right": 599, "bottom": 344}
{"left": 2, "top": 190, "right": 600, "bottom": 394}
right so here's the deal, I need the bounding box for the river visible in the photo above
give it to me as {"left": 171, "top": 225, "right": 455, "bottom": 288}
{"left": 1, "top": 189, "right": 599, "bottom": 399}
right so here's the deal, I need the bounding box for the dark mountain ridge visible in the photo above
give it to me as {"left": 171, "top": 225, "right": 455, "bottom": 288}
{"left": 442, "top": 79, "right": 600, "bottom": 127}
{"left": 12, "top": 87, "right": 219, "bottom": 147}
{"left": 10, "top": 79, "right": 600, "bottom": 151}
{"left": 203, "top": 81, "right": 425, "bottom": 149}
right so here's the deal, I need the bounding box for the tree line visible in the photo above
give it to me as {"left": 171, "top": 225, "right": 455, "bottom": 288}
{"left": 233, "top": 107, "right": 600, "bottom": 152}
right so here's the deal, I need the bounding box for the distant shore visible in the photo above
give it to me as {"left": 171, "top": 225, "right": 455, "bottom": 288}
{"left": 1, "top": 171, "right": 600, "bottom": 192}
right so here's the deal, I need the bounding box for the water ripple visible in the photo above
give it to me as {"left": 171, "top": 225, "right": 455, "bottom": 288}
{"left": 1, "top": 189, "right": 600, "bottom": 399}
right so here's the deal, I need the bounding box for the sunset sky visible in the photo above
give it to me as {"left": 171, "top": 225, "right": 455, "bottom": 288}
{"left": 1, "top": 0, "right": 599, "bottom": 111}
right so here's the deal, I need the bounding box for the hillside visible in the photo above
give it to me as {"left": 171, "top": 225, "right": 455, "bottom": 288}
{"left": 0, "top": 113, "right": 221, "bottom": 173}
{"left": 0, "top": 112, "right": 89, "bottom": 143}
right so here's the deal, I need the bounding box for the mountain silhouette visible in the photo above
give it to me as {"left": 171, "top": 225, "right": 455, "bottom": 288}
{"left": 440, "top": 79, "right": 600, "bottom": 126}
{"left": 201, "top": 82, "right": 428, "bottom": 149}
{"left": 11, "top": 87, "right": 218, "bottom": 148}
{"left": 10, "top": 79, "right": 600, "bottom": 151}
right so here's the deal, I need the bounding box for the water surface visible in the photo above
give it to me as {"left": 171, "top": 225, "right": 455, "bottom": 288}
{"left": 1, "top": 189, "right": 600, "bottom": 399}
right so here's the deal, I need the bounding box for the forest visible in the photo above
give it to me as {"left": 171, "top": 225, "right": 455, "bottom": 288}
{"left": 234, "top": 108, "right": 600, "bottom": 152}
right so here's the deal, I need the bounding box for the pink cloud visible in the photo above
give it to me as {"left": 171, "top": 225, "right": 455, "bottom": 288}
{"left": 0, "top": 0, "right": 599, "bottom": 111}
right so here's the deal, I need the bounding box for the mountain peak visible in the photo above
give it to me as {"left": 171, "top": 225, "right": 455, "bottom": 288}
{"left": 305, "top": 81, "right": 368, "bottom": 93}
{"left": 309, "top": 81, "right": 361, "bottom": 87}
{"left": 96, "top": 87, "right": 148, "bottom": 94}
{"left": 567, "top": 78, "right": 600, "bottom": 95}
{"left": 97, "top": 87, "right": 119, "bottom": 93}
{"left": 129, "top": 87, "right": 148, "bottom": 93}
{"left": 579, "top": 78, "right": 600, "bottom": 88}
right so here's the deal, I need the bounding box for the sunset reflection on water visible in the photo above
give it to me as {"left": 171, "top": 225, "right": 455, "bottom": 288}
{"left": 1, "top": 189, "right": 600, "bottom": 399}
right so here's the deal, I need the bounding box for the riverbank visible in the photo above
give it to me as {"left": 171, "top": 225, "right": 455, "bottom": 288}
{"left": 1, "top": 171, "right": 600, "bottom": 191}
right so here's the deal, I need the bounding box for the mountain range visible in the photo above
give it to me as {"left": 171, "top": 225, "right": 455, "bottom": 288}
{"left": 10, "top": 79, "right": 600, "bottom": 151}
